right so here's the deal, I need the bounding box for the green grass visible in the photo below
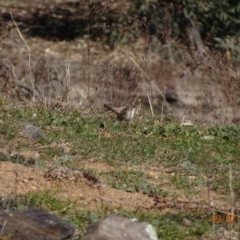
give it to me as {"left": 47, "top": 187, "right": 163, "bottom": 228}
{"left": 16, "top": 191, "right": 213, "bottom": 240}
{"left": 101, "top": 169, "right": 166, "bottom": 195}
{"left": 1, "top": 98, "right": 240, "bottom": 238}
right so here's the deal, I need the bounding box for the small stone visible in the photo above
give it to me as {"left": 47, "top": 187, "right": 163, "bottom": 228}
{"left": 22, "top": 124, "right": 46, "bottom": 141}
{"left": 182, "top": 217, "right": 192, "bottom": 226}
{"left": 180, "top": 120, "right": 193, "bottom": 126}
{"left": 22, "top": 178, "right": 29, "bottom": 183}
{"left": 63, "top": 146, "right": 71, "bottom": 154}
{"left": 201, "top": 135, "right": 214, "bottom": 140}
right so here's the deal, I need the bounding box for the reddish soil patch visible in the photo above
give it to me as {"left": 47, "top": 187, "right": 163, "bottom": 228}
{"left": 0, "top": 156, "right": 234, "bottom": 215}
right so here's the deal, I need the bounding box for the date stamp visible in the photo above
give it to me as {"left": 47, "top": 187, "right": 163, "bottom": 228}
{"left": 212, "top": 214, "right": 236, "bottom": 224}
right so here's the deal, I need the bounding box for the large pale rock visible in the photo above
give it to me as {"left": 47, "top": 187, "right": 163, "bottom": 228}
{"left": 80, "top": 215, "right": 158, "bottom": 240}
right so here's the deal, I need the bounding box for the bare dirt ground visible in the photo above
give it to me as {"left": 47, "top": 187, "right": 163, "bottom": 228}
{"left": 0, "top": 149, "right": 234, "bottom": 215}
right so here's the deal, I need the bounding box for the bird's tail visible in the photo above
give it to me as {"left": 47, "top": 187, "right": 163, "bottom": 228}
{"left": 103, "top": 104, "right": 119, "bottom": 115}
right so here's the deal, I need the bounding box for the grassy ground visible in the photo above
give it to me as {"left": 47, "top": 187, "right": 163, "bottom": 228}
{"left": 0, "top": 2, "right": 240, "bottom": 239}
{"left": 1, "top": 97, "right": 240, "bottom": 239}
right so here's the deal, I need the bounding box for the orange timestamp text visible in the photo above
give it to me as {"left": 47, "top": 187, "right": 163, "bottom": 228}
{"left": 212, "top": 214, "right": 236, "bottom": 224}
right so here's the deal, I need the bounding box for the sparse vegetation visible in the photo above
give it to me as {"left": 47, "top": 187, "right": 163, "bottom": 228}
{"left": 1, "top": 98, "right": 240, "bottom": 239}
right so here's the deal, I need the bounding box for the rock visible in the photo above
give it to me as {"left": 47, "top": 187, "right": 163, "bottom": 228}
{"left": 201, "top": 135, "right": 214, "bottom": 140}
{"left": 179, "top": 120, "right": 193, "bottom": 126}
{"left": 22, "top": 124, "right": 46, "bottom": 141}
{"left": 182, "top": 217, "right": 192, "bottom": 226}
{"left": 201, "top": 226, "right": 239, "bottom": 240}
{"left": 0, "top": 207, "right": 74, "bottom": 240}
{"left": 80, "top": 215, "right": 158, "bottom": 240}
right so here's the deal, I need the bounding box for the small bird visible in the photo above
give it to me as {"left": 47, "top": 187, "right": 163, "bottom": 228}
{"left": 103, "top": 104, "right": 136, "bottom": 121}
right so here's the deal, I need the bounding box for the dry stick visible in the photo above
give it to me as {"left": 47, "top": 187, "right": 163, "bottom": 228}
{"left": 144, "top": 85, "right": 154, "bottom": 117}
{"left": 52, "top": 65, "right": 61, "bottom": 101}
{"left": 15, "top": 80, "right": 41, "bottom": 99}
{"left": 0, "top": 220, "right": 7, "bottom": 237}
{"left": 2, "top": 61, "right": 41, "bottom": 98}
{"left": 122, "top": 49, "right": 165, "bottom": 98}
{"left": 109, "top": 59, "right": 114, "bottom": 105}
{"left": 10, "top": 12, "right": 35, "bottom": 99}
{"left": 10, "top": 12, "right": 29, "bottom": 52}
{"left": 228, "top": 164, "right": 235, "bottom": 237}
{"left": 85, "top": 4, "right": 107, "bottom": 105}
{"left": 14, "top": 154, "right": 19, "bottom": 207}
{"left": 35, "top": 159, "right": 40, "bottom": 195}
{"left": 85, "top": 4, "right": 96, "bottom": 103}
{"left": 205, "top": 158, "right": 215, "bottom": 232}
{"left": 46, "top": 55, "right": 53, "bottom": 105}
{"left": 64, "top": 42, "right": 71, "bottom": 104}
{"left": 160, "top": 87, "right": 166, "bottom": 126}
{"left": 64, "top": 62, "right": 71, "bottom": 103}
{"left": 123, "top": 51, "right": 154, "bottom": 117}
{"left": 11, "top": 12, "right": 41, "bottom": 194}
{"left": 145, "top": 90, "right": 154, "bottom": 117}
{"left": 122, "top": 49, "right": 167, "bottom": 117}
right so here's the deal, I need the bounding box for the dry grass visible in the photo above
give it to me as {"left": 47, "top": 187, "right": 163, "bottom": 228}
{"left": 0, "top": 0, "right": 239, "bottom": 125}
{"left": 0, "top": 20, "right": 238, "bottom": 124}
